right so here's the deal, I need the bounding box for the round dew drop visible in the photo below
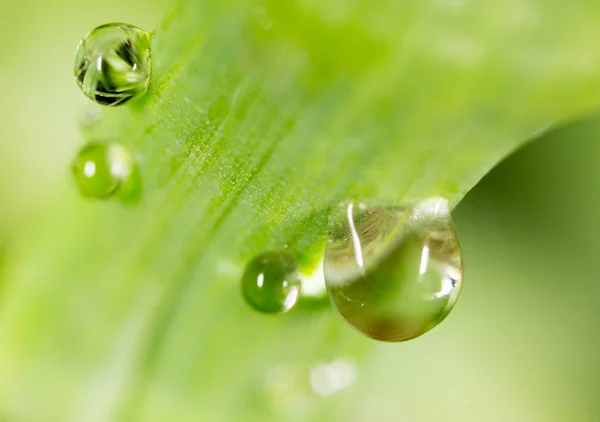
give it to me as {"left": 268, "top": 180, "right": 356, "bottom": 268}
{"left": 72, "top": 143, "right": 135, "bottom": 199}
{"left": 324, "top": 199, "right": 463, "bottom": 342}
{"left": 241, "top": 251, "right": 302, "bottom": 314}
{"left": 74, "top": 23, "right": 151, "bottom": 106}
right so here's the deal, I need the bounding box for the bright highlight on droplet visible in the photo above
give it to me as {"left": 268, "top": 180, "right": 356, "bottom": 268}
{"left": 324, "top": 199, "right": 463, "bottom": 342}
{"left": 74, "top": 23, "right": 151, "bottom": 106}
{"left": 241, "top": 251, "right": 302, "bottom": 314}
{"left": 83, "top": 161, "right": 96, "bottom": 177}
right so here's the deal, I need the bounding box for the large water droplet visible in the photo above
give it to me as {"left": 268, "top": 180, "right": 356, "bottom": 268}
{"left": 324, "top": 199, "right": 463, "bottom": 341}
{"left": 74, "top": 23, "right": 151, "bottom": 106}
{"left": 72, "top": 143, "right": 136, "bottom": 199}
{"left": 242, "top": 251, "right": 301, "bottom": 314}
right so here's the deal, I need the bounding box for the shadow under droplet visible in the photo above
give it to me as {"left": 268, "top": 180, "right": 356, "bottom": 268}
{"left": 116, "top": 165, "right": 143, "bottom": 205}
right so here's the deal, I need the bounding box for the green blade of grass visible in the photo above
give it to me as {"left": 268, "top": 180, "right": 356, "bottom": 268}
{"left": 1, "top": 0, "right": 600, "bottom": 421}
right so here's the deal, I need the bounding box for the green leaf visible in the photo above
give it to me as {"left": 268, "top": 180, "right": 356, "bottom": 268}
{"left": 1, "top": 0, "right": 600, "bottom": 421}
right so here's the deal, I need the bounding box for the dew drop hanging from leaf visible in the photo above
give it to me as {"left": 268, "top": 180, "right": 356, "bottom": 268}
{"left": 241, "top": 251, "right": 302, "bottom": 314}
{"left": 74, "top": 23, "right": 151, "bottom": 106}
{"left": 323, "top": 199, "right": 463, "bottom": 342}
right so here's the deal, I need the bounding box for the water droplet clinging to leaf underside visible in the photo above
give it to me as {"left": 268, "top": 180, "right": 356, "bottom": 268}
{"left": 242, "top": 251, "right": 302, "bottom": 314}
{"left": 324, "top": 198, "right": 463, "bottom": 342}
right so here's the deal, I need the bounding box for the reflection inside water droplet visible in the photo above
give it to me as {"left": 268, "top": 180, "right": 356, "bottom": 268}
{"left": 324, "top": 198, "right": 463, "bottom": 342}
{"left": 74, "top": 23, "right": 151, "bottom": 106}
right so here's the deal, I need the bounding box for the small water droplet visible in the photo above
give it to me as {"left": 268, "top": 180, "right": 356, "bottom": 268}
{"left": 242, "top": 251, "right": 301, "bottom": 314}
{"left": 324, "top": 198, "right": 463, "bottom": 341}
{"left": 72, "top": 143, "right": 138, "bottom": 199}
{"left": 74, "top": 23, "right": 151, "bottom": 106}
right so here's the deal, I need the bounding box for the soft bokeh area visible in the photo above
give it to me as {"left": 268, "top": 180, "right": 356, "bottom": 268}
{"left": 1, "top": 0, "right": 599, "bottom": 421}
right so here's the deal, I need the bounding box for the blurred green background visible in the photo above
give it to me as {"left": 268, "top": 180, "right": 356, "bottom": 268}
{"left": 1, "top": 0, "right": 599, "bottom": 421}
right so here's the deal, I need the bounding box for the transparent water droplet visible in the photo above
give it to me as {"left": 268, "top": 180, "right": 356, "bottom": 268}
{"left": 74, "top": 23, "right": 151, "bottom": 106}
{"left": 324, "top": 198, "right": 463, "bottom": 341}
{"left": 242, "top": 251, "right": 301, "bottom": 314}
{"left": 72, "top": 143, "right": 137, "bottom": 199}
